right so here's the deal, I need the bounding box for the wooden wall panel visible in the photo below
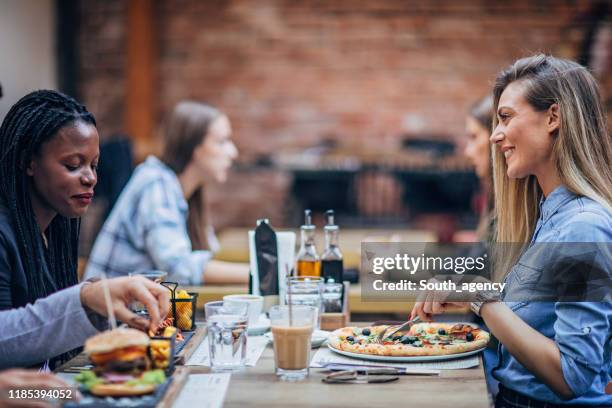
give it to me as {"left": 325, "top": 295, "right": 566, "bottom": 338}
{"left": 126, "top": 0, "right": 156, "bottom": 160}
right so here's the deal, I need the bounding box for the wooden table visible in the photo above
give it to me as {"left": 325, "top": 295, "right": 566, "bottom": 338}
{"left": 57, "top": 323, "right": 489, "bottom": 408}
{"left": 186, "top": 332, "right": 490, "bottom": 408}
{"left": 185, "top": 350, "right": 490, "bottom": 408}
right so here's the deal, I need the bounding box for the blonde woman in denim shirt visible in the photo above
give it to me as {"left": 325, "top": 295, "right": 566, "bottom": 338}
{"left": 412, "top": 55, "right": 611, "bottom": 407}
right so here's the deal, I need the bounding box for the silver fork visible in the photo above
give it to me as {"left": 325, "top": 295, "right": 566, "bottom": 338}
{"left": 374, "top": 316, "right": 421, "bottom": 344}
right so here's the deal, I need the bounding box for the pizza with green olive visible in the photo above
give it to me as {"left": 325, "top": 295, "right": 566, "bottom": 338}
{"left": 328, "top": 323, "right": 489, "bottom": 357}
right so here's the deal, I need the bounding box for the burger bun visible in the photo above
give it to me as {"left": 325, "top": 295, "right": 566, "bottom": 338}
{"left": 85, "top": 328, "right": 150, "bottom": 354}
{"left": 90, "top": 383, "right": 155, "bottom": 397}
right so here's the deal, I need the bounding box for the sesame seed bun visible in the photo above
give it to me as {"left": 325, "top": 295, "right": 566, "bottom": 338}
{"left": 84, "top": 328, "right": 150, "bottom": 354}
{"left": 90, "top": 383, "right": 155, "bottom": 397}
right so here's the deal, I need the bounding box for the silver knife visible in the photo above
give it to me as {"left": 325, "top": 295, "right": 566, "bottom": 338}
{"left": 319, "top": 363, "right": 440, "bottom": 376}
{"left": 380, "top": 315, "right": 422, "bottom": 341}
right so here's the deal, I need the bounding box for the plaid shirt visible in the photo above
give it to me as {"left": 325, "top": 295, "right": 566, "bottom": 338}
{"left": 84, "top": 156, "right": 213, "bottom": 285}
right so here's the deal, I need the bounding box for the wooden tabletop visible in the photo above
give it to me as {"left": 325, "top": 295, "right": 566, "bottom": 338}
{"left": 57, "top": 323, "right": 490, "bottom": 408}
{"left": 186, "top": 345, "right": 490, "bottom": 408}
{"left": 185, "top": 321, "right": 490, "bottom": 408}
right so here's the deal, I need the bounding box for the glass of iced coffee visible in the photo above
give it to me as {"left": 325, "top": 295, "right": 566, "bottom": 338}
{"left": 269, "top": 305, "right": 316, "bottom": 381}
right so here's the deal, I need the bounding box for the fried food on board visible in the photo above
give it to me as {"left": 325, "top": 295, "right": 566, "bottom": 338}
{"left": 76, "top": 328, "right": 166, "bottom": 397}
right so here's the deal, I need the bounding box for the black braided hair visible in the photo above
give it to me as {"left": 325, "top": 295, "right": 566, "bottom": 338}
{"left": 0, "top": 90, "right": 96, "bottom": 306}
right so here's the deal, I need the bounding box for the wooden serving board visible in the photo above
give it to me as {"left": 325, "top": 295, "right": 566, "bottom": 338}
{"left": 176, "top": 326, "right": 206, "bottom": 364}
{"left": 157, "top": 366, "right": 190, "bottom": 408}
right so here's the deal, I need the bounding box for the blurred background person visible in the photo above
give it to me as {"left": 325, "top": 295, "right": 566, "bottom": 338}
{"left": 461, "top": 95, "right": 500, "bottom": 397}
{"left": 85, "top": 101, "right": 250, "bottom": 285}
{"left": 463, "top": 96, "right": 495, "bottom": 244}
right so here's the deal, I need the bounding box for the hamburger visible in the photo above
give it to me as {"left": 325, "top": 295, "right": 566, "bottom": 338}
{"left": 76, "top": 328, "right": 166, "bottom": 397}
{"left": 86, "top": 328, "right": 150, "bottom": 375}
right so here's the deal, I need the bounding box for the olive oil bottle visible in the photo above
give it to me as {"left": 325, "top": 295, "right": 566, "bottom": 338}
{"left": 296, "top": 209, "right": 321, "bottom": 277}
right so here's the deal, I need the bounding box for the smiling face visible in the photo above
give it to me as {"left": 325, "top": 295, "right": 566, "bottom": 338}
{"left": 191, "top": 115, "right": 238, "bottom": 184}
{"left": 27, "top": 120, "right": 100, "bottom": 222}
{"left": 490, "top": 81, "right": 559, "bottom": 181}
{"left": 464, "top": 116, "right": 491, "bottom": 179}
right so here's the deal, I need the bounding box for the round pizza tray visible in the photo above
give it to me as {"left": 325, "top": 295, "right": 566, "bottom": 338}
{"left": 327, "top": 344, "right": 486, "bottom": 362}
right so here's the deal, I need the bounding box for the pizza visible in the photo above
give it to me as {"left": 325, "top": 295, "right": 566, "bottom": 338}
{"left": 328, "top": 323, "right": 489, "bottom": 357}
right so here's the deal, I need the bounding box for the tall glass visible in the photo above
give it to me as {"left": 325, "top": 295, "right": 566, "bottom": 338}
{"left": 286, "top": 276, "right": 323, "bottom": 329}
{"left": 129, "top": 270, "right": 168, "bottom": 283}
{"left": 128, "top": 270, "right": 168, "bottom": 315}
{"left": 269, "top": 305, "right": 316, "bottom": 381}
{"left": 205, "top": 301, "right": 248, "bottom": 372}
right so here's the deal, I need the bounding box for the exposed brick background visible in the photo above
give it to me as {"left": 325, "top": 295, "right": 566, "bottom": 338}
{"left": 78, "top": 0, "right": 127, "bottom": 136}
{"left": 76, "top": 0, "right": 610, "bottom": 231}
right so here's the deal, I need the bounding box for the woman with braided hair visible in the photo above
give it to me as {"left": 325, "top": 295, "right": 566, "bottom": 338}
{"left": 0, "top": 89, "right": 97, "bottom": 308}
{"left": 0, "top": 90, "right": 170, "bottom": 370}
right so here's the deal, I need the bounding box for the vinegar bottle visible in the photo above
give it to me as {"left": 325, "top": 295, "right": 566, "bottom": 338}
{"left": 321, "top": 210, "right": 343, "bottom": 283}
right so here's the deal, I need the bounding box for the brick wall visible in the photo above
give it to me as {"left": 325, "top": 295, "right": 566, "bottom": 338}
{"left": 78, "top": 0, "right": 127, "bottom": 136}
{"left": 76, "top": 0, "right": 608, "bottom": 229}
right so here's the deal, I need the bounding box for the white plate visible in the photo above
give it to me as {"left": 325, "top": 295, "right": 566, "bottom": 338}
{"left": 327, "top": 344, "right": 485, "bottom": 362}
{"left": 248, "top": 315, "right": 271, "bottom": 335}
{"left": 264, "top": 329, "right": 330, "bottom": 348}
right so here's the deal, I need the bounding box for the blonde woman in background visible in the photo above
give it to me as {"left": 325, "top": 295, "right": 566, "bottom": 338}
{"left": 85, "top": 101, "right": 250, "bottom": 285}
{"left": 464, "top": 95, "right": 495, "bottom": 243}
{"left": 412, "top": 55, "right": 611, "bottom": 407}
{"left": 462, "top": 95, "right": 501, "bottom": 396}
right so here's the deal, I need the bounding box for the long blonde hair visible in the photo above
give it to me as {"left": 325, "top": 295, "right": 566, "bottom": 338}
{"left": 161, "top": 101, "right": 222, "bottom": 250}
{"left": 491, "top": 55, "right": 612, "bottom": 277}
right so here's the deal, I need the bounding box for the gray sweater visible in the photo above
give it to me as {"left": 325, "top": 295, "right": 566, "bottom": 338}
{"left": 0, "top": 283, "right": 104, "bottom": 369}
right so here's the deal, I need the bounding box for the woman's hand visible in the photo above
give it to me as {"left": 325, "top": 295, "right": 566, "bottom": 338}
{"left": 80, "top": 276, "right": 170, "bottom": 332}
{"left": 410, "top": 298, "right": 467, "bottom": 321}
{"left": 0, "top": 369, "right": 77, "bottom": 407}
{"left": 409, "top": 279, "right": 468, "bottom": 321}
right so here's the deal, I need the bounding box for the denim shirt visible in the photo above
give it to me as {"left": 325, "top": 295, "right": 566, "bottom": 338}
{"left": 491, "top": 185, "right": 612, "bottom": 405}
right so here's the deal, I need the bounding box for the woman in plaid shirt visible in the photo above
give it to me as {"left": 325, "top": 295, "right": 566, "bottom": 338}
{"left": 85, "top": 101, "right": 249, "bottom": 285}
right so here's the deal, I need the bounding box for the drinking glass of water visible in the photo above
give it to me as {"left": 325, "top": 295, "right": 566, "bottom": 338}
{"left": 205, "top": 301, "right": 248, "bottom": 371}
{"left": 287, "top": 276, "right": 323, "bottom": 329}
